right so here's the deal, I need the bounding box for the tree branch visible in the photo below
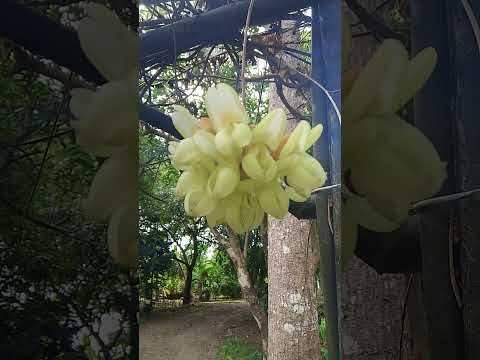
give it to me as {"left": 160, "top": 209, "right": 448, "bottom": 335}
{"left": 140, "top": 0, "right": 314, "bottom": 67}
{"left": 345, "top": 0, "right": 403, "bottom": 40}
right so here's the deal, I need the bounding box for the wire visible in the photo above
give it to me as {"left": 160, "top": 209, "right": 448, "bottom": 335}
{"left": 460, "top": 0, "right": 480, "bottom": 55}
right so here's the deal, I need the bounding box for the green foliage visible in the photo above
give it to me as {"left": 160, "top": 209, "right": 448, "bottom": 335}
{"left": 215, "top": 337, "right": 263, "bottom": 360}
{"left": 0, "top": 7, "right": 135, "bottom": 357}
{"left": 319, "top": 317, "right": 328, "bottom": 359}
{"left": 242, "top": 229, "right": 268, "bottom": 310}
{"left": 194, "top": 250, "right": 241, "bottom": 301}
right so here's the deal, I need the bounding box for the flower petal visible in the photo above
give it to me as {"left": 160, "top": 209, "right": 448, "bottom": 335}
{"left": 175, "top": 168, "right": 208, "bottom": 198}
{"left": 108, "top": 205, "right": 138, "bottom": 268}
{"left": 83, "top": 153, "right": 136, "bottom": 222}
{"left": 232, "top": 123, "right": 252, "bottom": 148}
{"left": 79, "top": 3, "right": 137, "bottom": 81}
{"left": 304, "top": 124, "right": 323, "bottom": 151}
{"left": 207, "top": 166, "right": 240, "bottom": 199}
{"left": 394, "top": 47, "right": 437, "bottom": 112}
{"left": 253, "top": 108, "right": 287, "bottom": 150}
{"left": 205, "top": 83, "right": 249, "bottom": 130}
{"left": 171, "top": 105, "right": 200, "bottom": 138}
{"left": 242, "top": 145, "right": 277, "bottom": 183}
{"left": 193, "top": 129, "right": 218, "bottom": 158}
{"left": 258, "top": 181, "right": 289, "bottom": 219}
{"left": 279, "top": 120, "right": 311, "bottom": 158}
{"left": 343, "top": 39, "right": 409, "bottom": 121}
{"left": 184, "top": 190, "right": 216, "bottom": 217}
{"left": 215, "top": 127, "right": 239, "bottom": 157}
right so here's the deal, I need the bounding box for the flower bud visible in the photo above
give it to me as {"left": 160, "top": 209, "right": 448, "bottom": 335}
{"left": 285, "top": 186, "right": 309, "bottom": 202}
{"left": 70, "top": 81, "right": 136, "bottom": 157}
{"left": 286, "top": 154, "right": 327, "bottom": 194}
{"left": 258, "top": 181, "right": 289, "bottom": 219}
{"left": 83, "top": 152, "right": 136, "bottom": 222}
{"left": 225, "top": 191, "right": 264, "bottom": 234}
{"left": 193, "top": 129, "right": 218, "bottom": 159}
{"left": 205, "top": 83, "right": 249, "bottom": 131}
{"left": 242, "top": 144, "right": 277, "bottom": 183}
{"left": 79, "top": 3, "right": 137, "bottom": 81}
{"left": 304, "top": 124, "right": 323, "bottom": 151}
{"left": 232, "top": 123, "right": 252, "bottom": 148}
{"left": 253, "top": 108, "right": 287, "bottom": 150}
{"left": 207, "top": 165, "right": 240, "bottom": 199}
{"left": 170, "top": 138, "right": 202, "bottom": 169}
{"left": 184, "top": 190, "right": 217, "bottom": 217}
{"left": 215, "top": 127, "right": 239, "bottom": 157}
{"left": 171, "top": 105, "right": 200, "bottom": 138}
{"left": 279, "top": 120, "right": 311, "bottom": 158}
{"left": 175, "top": 167, "right": 209, "bottom": 198}
{"left": 277, "top": 153, "right": 302, "bottom": 177}
{"left": 349, "top": 115, "right": 446, "bottom": 224}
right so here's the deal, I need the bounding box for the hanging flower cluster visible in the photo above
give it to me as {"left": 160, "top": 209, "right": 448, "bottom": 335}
{"left": 341, "top": 32, "right": 447, "bottom": 265}
{"left": 169, "top": 83, "right": 327, "bottom": 234}
{"left": 69, "top": 4, "right": 138, "bottom": 268}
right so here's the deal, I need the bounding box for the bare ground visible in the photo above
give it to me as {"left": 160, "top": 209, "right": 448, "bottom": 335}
{"left": 139, "top": 301, "right": 262, "bottom": 360}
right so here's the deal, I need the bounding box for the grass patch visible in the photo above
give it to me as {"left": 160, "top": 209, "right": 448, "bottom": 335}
{"left": 215, "top": 336, "right": 263, "bottom": 360}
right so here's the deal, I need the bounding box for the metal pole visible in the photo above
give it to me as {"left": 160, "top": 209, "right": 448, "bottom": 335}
{"left": 311, "top": 1, "right": 341, "bottom": 359}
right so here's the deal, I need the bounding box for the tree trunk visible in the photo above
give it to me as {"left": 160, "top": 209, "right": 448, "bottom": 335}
{"left": 267, "top": 20, "right": 322, "bottom": 360}
{"left": 182, "top": 236, "right": 199, "bottom": 305}
{"left": 221, "top": 232, "right": 269, "bottom": 354}
{"left": 182, "top": 266, "right": 194, "bottom": 305}
{"left": 341, "top": 2, "right": 413, "bottom": 359}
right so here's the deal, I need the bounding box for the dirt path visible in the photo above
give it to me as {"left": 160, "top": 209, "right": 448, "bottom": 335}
{"left": 140, "top": 301, "right": 262, "bottom": 360}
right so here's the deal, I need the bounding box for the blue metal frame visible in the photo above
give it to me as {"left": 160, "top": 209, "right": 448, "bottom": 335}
{"left": 312, "top": 1, "right": 341, "bottom": 359}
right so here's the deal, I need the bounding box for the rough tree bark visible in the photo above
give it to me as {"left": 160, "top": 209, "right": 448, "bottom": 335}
{"left": 267, "top": 21, "right": 322, "bottom": 360}
{"left": 341, "top": 2, "right": 413, "bottom": 359}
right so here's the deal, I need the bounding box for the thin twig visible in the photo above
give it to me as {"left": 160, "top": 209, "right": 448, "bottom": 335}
{"left": 241, "top": 0, "right": 256, "bottom": 104}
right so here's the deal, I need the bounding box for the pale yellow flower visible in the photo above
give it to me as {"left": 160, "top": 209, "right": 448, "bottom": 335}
{"left": 169, "top": 83, "right": 326, "bottom": 233}
{"left": 207, "top": 165, "right": 240, "bottom": 199}
{"left": 242, "top": 144, "right": 277, "bottom": 183}
{"left": 205, "top": 83, "right": 249, "bottom": 130}
{"left": 252, "top": 108, "right": 287, "bottom": 150}
{"left": 171, "top": 105, "right": 200, "bottom": 138}
{"left": 258, "top": 181, "right": 290, "bottom": 219}
{"left": 70, "top": 3, "right": 138, "bottom": 267}
{"left": 341, "top": 38, "right": 446, "bottom": 267}
{"left": 224, "top": 191, "right": 264, "bottom": 234}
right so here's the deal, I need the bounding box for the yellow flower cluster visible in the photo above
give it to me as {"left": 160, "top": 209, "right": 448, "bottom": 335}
{"left": 341, "top": 33, "right": 447, "bottom": 265}
{"left": 169, "top": 83, "right": 326, "bottom": 234}
{"left": 69, "top": 4, "right": 138, "bottom": 268}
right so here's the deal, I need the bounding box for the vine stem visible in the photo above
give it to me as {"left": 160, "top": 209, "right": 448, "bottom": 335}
{"left": 241, "top": 0, "right": 256, "bottom": 104}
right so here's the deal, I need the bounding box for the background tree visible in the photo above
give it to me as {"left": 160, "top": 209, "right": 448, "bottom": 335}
{"left": 266, "top": 21, "right": 322, "bottom": 360}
